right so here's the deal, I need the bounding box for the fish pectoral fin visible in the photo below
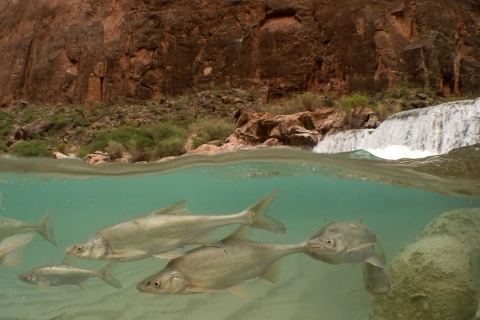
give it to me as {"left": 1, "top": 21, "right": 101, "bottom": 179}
{"left": 150, "top": 200, "right": 190, "bottom": 216}
{"left": 38, "top": 281, "right": 49, "bottom": 290}
{"left": 186, "top": 287, "right": 221, "bottom": 294}
{"left": 260, "top": 262, "right": 281, "bottom": 284}
{"left": 153, "top": 248, "right": 184, "bottom": 260}
{"left": 108, "top": 249, "right": 148, "bottom": 261}
{"left": 227, "top": 283, "right": 249, "bottom": 298}
{"left": 364, "top": 255, "right": 385, "bottom": 268}
{"left": 346, "top": 242, "right": 376, "bottom": 253}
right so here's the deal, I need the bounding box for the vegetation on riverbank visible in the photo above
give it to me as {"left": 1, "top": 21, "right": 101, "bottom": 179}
{"left": 0, "top": 86, "right": 466, "bottom": 160}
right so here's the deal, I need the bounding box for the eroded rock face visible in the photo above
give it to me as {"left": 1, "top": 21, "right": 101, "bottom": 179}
{"left": 1, "top": 0, "right": 478, "bottom": 107}
{"left": 369, "top": 207, "right": 480, "bottom": 320}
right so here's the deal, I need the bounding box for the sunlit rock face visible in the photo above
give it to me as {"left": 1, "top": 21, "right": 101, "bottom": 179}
{"left": 314, "top": 99, "right": 480, "bottom": 159}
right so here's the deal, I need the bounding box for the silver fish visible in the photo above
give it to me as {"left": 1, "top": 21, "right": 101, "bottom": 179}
{"left": 362, "top": 239, "right": 390, "bottom": 297}
{"left": 0, "top": 210, "right": 56, "bottom": 245}
{"left": 18, "top": 258, "right": 122, "bottom": 291}
{"left": 306, "top": 220, "right": 383, "bottom": 267}
{"left": 0, "top": 233, "right": 34, "bottom": 267}
{"left": 66, "top": 190, "right": 286, "bottom": 262}
{"left": 470, "top": 248, "right": 480, "bottom": 320}
{"left": 136, "top": 226, "right": 310, "bottom": 297}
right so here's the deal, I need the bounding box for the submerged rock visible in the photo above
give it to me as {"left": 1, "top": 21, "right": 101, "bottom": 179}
{"left": 369, "top": 208, "right": 480, "bottom": 320}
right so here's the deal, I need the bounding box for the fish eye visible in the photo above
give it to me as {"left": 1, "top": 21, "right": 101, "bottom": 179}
{"left": 77, "top": 246, "right": 83, "bottom": 252}
{"left": 326, "top": 239, "right": 332, "bottom": 244}
{"left": 366, "top": 286, "right": 371, "bottom": 291}
{"left": 154, "top": 281, "right": 161, "bottom": 288}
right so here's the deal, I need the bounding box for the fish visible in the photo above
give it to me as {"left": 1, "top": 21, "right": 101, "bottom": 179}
{"left": 305, "top": 220, "right": 384, "bottom": 267}
{"left": 18, "top": 257, "right": 122, "bottom": 291}
{"left": 136, "top": 225, "right": 310, "bottom": 297}
{"left": 360, "top": 238, "right": 390, "bottom": 297}
{"left": 469, "top": 247, "right": 480, "bottom": 320}
{"left": 0, "top": 233, "right": 34, "bottom": 267}
{"left": 0, "top": 210, "right": 56, "bottom": 246}
{"left": 66, "top": 189, "right": 286, "bottom": 262}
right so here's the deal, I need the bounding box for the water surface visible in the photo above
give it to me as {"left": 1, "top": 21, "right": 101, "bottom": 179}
{"left": 0, "top": 147, "right": 479, "bottom": 320}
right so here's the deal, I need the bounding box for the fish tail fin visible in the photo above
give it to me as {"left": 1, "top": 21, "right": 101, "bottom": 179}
{"left": 0, "top": 233, "right": 34, "bottom": 267}
{"left": 242, "top": 189, "right": 286, "bottom": 234}
{"left": 99, "top": 263, "right": 122, "bottom": 289}
{"left": 37, "top": 209, "right": 56, "bottom": 246}
{"left": 1, "top": 251, "right": 22, "bottom": 268}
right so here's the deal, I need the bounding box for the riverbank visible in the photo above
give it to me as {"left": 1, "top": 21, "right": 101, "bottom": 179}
{"left": 0, "top": 86, "right": 465, "bottom": 164}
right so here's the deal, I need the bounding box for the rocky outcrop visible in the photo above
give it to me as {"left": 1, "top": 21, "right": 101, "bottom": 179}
{"left": 187, "top": 106, "right": 380, "bottom": 154}
{"left": 369, "top": 208, "right": 480, "bottom": 320}
{"left": 1, "top": 0, "right": 479, "bottom": 107}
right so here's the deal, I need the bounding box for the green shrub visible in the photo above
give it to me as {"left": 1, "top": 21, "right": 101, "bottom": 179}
{"left": 105, "top": 140, "right": 124, "bottom": 159}
{"left": 153, "top": 123, "right": 187, "bottom": 140}
{"left": 155, "top": 137, "right": 186, "bottom": 158}
{"left": 56, "top": 142, "right": 67, "bottom": 154}
{"left": 340, "top": 93, "right": 369, "bottom": 111}
{"left": 74, "top": 146, "right": 90, "bottom": 159}
{"left": 189, "top": 118, "right": 235, "bottom": 144}
{"left": 0, "top": 112, "right": 14, "bottom": 137}
{"left": 0, "top": 141, "right": 8, "bottom": 153}
{"left": 12, "top": 141, "right": 52, "bottom": 157}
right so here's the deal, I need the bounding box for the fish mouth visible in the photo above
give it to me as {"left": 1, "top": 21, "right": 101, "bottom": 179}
{"left": 307, "top": 243, "right": 327, "bottom": 251}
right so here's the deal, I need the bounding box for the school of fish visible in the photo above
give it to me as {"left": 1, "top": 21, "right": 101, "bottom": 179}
{"left": 1, "top": 188, "right": 404, "bottom": 318}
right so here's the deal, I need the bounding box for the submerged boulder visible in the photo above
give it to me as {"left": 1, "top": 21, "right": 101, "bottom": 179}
{"left": 369, "top": 208, "right": 480, "bottom": 320}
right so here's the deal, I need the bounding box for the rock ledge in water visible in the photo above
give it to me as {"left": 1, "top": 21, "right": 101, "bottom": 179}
{"left": 369, "top": 208, "right": 480, "bottom": 320}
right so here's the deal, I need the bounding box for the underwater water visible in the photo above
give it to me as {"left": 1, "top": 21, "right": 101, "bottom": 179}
{"left": 0, "top": 147, "right": 479, "bottom": 320}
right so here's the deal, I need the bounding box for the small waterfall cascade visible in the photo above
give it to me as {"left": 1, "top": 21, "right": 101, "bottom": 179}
{"left": 313, "top": 98, "right": 480, "bottom": 159}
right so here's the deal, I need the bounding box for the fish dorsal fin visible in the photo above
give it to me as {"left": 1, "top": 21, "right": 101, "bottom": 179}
{"left": 76, "top": 282, "right": 87, "bottom": 293}
{"left": 150, "top": 200, "right": 190, "bottom": 216}
{"left": 191, "top": 230, "right": 220, "bottom": 246}
{"left": 307, "top": 222, "right": 336, "bottom": 240}
{"left": 261, "top": 262, "right": 281, "bottom": 284}
{"left": 61, "top": 255, "right": 75, "bottom": 266}
{"left": 223, "top": 226, "right": 254, "bottom": 243}
{"left": 227, "top": 282, "right": 249, "bottom": 298}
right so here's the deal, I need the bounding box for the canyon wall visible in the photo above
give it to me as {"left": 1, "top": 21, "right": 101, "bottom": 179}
{"left": 0, "top": 0, "right": 479, "bottom": 106}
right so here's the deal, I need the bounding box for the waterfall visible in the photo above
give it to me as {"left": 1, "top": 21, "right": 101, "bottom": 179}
{"left": 313, "top": 98, "right": 480, "bottom": 160}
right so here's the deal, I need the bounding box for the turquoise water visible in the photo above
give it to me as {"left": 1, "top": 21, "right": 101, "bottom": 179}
{"left": 0, "top": 149, "right": 479, "bottom": 320}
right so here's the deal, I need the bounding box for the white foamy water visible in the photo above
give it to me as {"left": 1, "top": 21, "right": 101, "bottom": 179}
{"left": 314, "top": 98, "right": 480, "bottom": 160}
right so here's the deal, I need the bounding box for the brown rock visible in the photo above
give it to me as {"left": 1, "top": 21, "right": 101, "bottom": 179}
{"left": 231, "top": 108, "right": 345, "bottom": 149}
{"left": 262, "top": 138, "right": 281, "bottom": 146}
{"left": 83, "top": 151, "right": 110, "bottom": 166}
{"left": 410, "top": 100, "right": 429, "bottom": 109}
{"left": 14, "top": 119, "right": 54, "bottom": 140}
{"left": 1, "top": 0, "right": 478, "bottom": 106}
{"left": 350, "top": 107, "right": 381, "bottom": 129}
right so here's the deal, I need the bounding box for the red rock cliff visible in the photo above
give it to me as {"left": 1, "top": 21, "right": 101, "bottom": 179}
{"left": 0, "top": 0, "right": 479, "bottom": 106}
